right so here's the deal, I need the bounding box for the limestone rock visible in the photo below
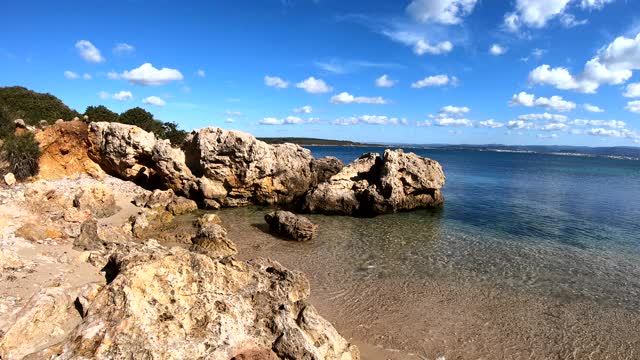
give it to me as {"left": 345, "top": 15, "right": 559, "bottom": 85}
{"left": 3, "top": 172, "right": 16, "bottom": 187}
{"left": 305, "top": 149, "right": 445, "bottom": 216}
{"left": 166, "top": 195, "right": 198, "bottom": 216}
{"left": 311, "top": 156, "right": 343, "bottom": 185}
{"left": 44, "top": 241, "right": 359, "bottom": 360}
{"left": 264, "top": 211, "right": 318, "bottom": 242}
{"left": 73, "top": 184, "right": 118, "bottom": 218}
{"left": 194, "top": 213, "right": 222, "bottom": 228}
{"left": 189, "top": 223, "right": 238, "bottom": 259}
{"left": 63, "top": 208, "right": 91, "bottom": 223}
{"left": 0, "top": 249, "right": 25, "bottom": 270}
{"left": 184, "top": 127, "right": 316, "bottom": 206}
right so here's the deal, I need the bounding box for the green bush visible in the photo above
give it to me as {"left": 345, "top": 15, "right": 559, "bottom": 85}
{"left": 0, "top": 106, "right": 16, "bottom": 139}
{"left": 84, "top": 105, "right": 119, "bottom": 122}
{"left": 0, "top": 86, "right": 79, "bottom": 125}
{"left": 2, "top": 133, "right": 41, "bottom": 180}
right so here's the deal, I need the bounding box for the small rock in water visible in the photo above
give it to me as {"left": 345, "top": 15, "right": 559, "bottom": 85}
{"left": 264, "top": 210, "right": 318, "bottom": 242}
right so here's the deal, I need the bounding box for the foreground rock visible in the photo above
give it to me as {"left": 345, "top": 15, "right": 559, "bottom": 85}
{"left": 21, "top": 240, "right": 359, "bottom": 360}
{"left": 265, "top": 211, "right": 318, "bottom": 241}
{"left": 305, "top": 149, "right": 445, "bottom": 216}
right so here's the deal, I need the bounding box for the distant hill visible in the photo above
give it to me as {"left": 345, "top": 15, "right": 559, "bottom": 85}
{"left": 0, "top": 86, "right": 80, "bottom": 126}
{"left": 258, "top": 137, "right": 377, "bottom": 146}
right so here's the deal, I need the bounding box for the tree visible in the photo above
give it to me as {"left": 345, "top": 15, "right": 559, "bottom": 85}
{"left": 0, "top": 86, "right": 79, "bottom": 125}
{"left": 84, "top": 105, "right": 119, "bottom": 123}
{"left": 162, "top": 122, "right": 188, "bottom": 146}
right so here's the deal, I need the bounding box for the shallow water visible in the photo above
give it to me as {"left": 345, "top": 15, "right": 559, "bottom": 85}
{"left": 218, "top": 147, "right": 640, "bottom": 359}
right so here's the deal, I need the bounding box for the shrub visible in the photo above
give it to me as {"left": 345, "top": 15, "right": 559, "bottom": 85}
{"left": 84, "top": 105, "right": 119, "bottom": 123}
{"left": 0, "top": 106, "right": 16, "bottom": 139}
{"left": 2, "top": 133, "right": 41, "bottom": 180}
{"left": 162, "top": 122, "right": 188, "bottom": 146}
{"left": 0, "top": 86, "right": 79, "bottom": 125}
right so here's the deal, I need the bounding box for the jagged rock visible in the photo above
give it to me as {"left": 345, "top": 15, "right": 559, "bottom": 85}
{"left": 0, "top": 286, "right": 83, "bottom": 360}
{"left": 73, "top": 184, "right": 118, "bottom": 218}
{"left": 264, "top": 211, "right": 318, "bottom": 242}
{"left": 184, "top": 127, "right": 316, "bottom": 206}
{"left": 0, "top": 249, "right": 25, "bottom": 270}
{"left": 73, "top": 220, "right": 102, "bottom": 251}
{"left": 167, "top": 195, "right": 198, "bottom": 215}
{"left": 3, "top": 172, "right": 16, "bottom": 187}
{"left": 14, "top": 119, "right": 26, "bottom": 129}
{"left": 40, "top": 240, "right": 359, "bottom": 360}
{"left": 189, "top": 223, "right": 238, "bottom": 259}
{"left": 311, "top": 156, "right": 343, "bottom": 185}
{"left": 63, "top": 208, "right": 91, "bottom": 223}
{"left": 305, "top": 149, "right": 445, "bottom": 216}
{"left": 194, "top": 213, "right": 222, "bottom": 228}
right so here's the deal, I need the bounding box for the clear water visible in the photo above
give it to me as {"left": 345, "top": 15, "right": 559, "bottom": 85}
{"left": 218, "top": 147, "right": 640, "bottom": 358}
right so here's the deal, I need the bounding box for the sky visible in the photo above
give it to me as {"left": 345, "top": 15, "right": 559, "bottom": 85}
{"left": 2, "top": 0, "right": 640, "bottom": 146}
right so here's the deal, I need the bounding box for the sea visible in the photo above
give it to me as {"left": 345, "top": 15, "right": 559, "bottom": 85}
{"left": 218, "top": 146, "right": 640, "bottom": 359}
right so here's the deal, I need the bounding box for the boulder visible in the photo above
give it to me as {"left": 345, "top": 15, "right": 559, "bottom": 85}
{"left": 166, "top": 195, "right": 198, "bottom": 216}
{"left": 14, "top": 119, "right": 26, "bottom": 129}
{"left": 3, "top": 172, "right": 16, "bottom": 187}
{"left": 39, "top": 240, "right": 359, "bottom": 360}
{"left": 305, "top": 149, "right": 445, "bottom": 216}
{"left": 0, "top": 249, "right": 25, "bottom": 270}
{"left": 264, "top": 211, "right": 318, "bottom": 242}
{"left": 310, "top": 156, "right": 343, "bottom": 185}
{"left": 183, "top": 127, "right": 316, "bottom": 206}
{"left": 73, "top": 184, "right": 118, "bottom": 218}
{"left": 194, "top": 213, "right": 222, "bottom": 228}
{"left": 63, "top": 208, "right": 91, "bottom": 223}
{"left": 189, "top": 223, "right": 238, "bottom": 259}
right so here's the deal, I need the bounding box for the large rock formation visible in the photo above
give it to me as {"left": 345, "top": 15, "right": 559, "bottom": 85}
{"left": 305, "top": 149, "right": 445, "bottom": 216}
{"left": 19, "top": 240, "right": 359, "bottom": 360}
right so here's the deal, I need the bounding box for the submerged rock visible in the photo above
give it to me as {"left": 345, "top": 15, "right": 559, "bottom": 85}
{"left": 33, "top": 240, "right": 359, "bottom": 360}
{"left": 305, "top": 149, "right": 445, "bottom": 216}
{"left": 189, "top": 222, "right": 238, "bottom": 259}
{"left": 264, "top": 210, "right": 318, "bottom": 242}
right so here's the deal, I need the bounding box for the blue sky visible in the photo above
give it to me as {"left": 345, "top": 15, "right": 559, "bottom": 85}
{"left": 2, "top": 0, "right": 640, "bottom": 146}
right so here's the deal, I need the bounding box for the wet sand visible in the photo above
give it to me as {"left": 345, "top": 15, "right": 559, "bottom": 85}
{"left": 218, "top": 207, "right": 640, "bottom": 360}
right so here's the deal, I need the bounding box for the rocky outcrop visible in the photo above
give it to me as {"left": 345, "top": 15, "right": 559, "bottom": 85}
{"left": 190, "top": 222, "right": 238, "bottom": 259}
{"left": 73, "top": 183, "right": 118, "bottom": 218}
{"left": 305, "top": 149, "right": 445, "bottom": 216}
{"left": 27, "top": 240, "right": 359, "bottom": 360}
{"left": 310, "top": 156, "right": 343, "bottom": 186}
{"left": 265, "top": 211, "right": 318, "bottom": 242}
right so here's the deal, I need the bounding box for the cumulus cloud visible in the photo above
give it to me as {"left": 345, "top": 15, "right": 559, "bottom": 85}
{"left": 376, "top": 74, "right": 398, "bottom": 87}
{"left": 407, "top": 0, "right": 478, "bottom": 25}
{"left": 64, "top": 71, "right": 79, "bottom": 79}
{"left": 516, "top": 112, "right": 569, "bottom": 122}
{"left": 570, "top": 119, "right": 626, "bottom": 128}
{"left": 293, "top": 105, "right": 313, "bottom": 114}
{"left": 583, "top": 104, "right": 604, "bottom": 112}
{"left": 259, "top": 116, "right": 313, "bottom": 125}
{"left": 296, "top": 77, "right": 332, "bottom": 94}
{"left": 121, "top": 63, "right": 184, "bottom": 86}
{"left": 509, "top": 91, "right": 576, "bottom": 112}
{"left": 82, "top": 73, "right": 92, "bottom": 80}
{"left": 264, "top": 76, "right": 289, "bottom": 89}
{"left": 434, "top": 117, "right": 473, "bottom": 127}
{"left": 537, "top": 133, "right": 559, "bottom": 139}
{"left": 528, "top": 32, "right": 640, "bottom": 93}
{"left": 382, "top": 30, "right": 453, "bottom": 56}
{"left": 113, "top": 43, "right": 135, "bottom": 54}
{"left": 489, "top": 44, "right": 507, "bottom": 56}
{"left": 225, "top": 118, "right": 235, "bottom": 123}
{"left": 75, "top": 40, "right": 105, "bottom": 63}
{"left": 225, "top": 110, "right": 242, "bottom": 116}
{"left": 330, "top": 92, "right": 388, "bottom": 105}
{"left": 196, "top": 69, "right": 206, "bottom": 77}
{"left": 113, "top": 91, "right": 133, "bottom": 101}
{"left": 332, "top": 115, "right": 408, "bottom": 126}
{"left": 142, "top": 96, "right": 166, "bottom": 106}
{"left": 507, "top": 120, "right": 536, "bottom": 129}
{"left": 503, "top": 0, "right": 607, "bottom": 32}
{"left": 588, "top": 128, "right": 640, "bottom": 141}
{"left": 411, "top": 74, "right": 456, "bottom": 88}
{"left": 478, "top": 119, "right": 505, "bottom": 128}
{"left": 623, "top": 82, "right": 640, "bottom": 98}
{"left": 541, "top": 123, "right": 569, "bottom": 131}
{"left": 440, "top": 105, "right": 470, "bottom": 116}
{"left": 626, "top": 100, "right": 640, "bottom": 113}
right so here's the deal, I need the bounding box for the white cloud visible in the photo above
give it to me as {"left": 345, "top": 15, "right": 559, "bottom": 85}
{"left": 434, "top": 117, "right": 473, "bottom": 127}
{"left": 142, "top": 96, "right": 166, "bottom": 106}
{"left": 259, "top": 116, "right": 313, "bottom": 125}
{"left": 623, "top": 82, "right": 640, "bottom": 98}
{"left": 264, "top": 75, "right": 289, "bottom": 89}
{"left": 64, "top": 70, "right": 79, "bottom": 79}
{"left": 626, "top": 100, "right": 640, "bottom": 113}
{"left": 529, "top": 33, "right": 640, "bottom": 93}
{"left": 570, "top": 119, "right": 626, "bottom": 128}
{"left": 82, "top": 73, "right": 92, "bottom": 80}
{"left": 225, "top": 110, "right": 242, "bottom": 116}
{"left": 440, "top": 105, "right": 470, "bottom": 116}
{"left": 98, "top": 91, "right": 110, "bottom": 100}
{"left": 196, "top": 69, "right": 206, "bottom": 77}
{"left": 76, "top": 40, "right": 104, "bottom": 63}
{"left": 381, "top": 31, "right": 453, "bottom": 56}
{"left": 490, "top": 44, "right": 507, "bottom": 56}
{"left": 293, "top": 105, "right": 313, "bottom": 114}
{"left": 478, "top": 119, "right": 505, "bottom": 128}
{"left": 541, "top": 123, "right": 568, "bottom": 131}
{"left": 407, "top": 0, "right": 478, "bottom": 25}
{"left": 112, "top": 91, "right": 133, "bottom": 101}
{"left": 121, "top": 63, "right": 184, "bottom": 86}
{"left": 516, "top": 112, "right": 569, "bottom": 122}
{"left": 411, "top": 74, "right": 455, "bottom": 88}
{"left": 296, "top": 77, "right": 332, "bottom": 94}
{"left": 507, "top": 120, "right": 536, "bottom": 129}
{"left": 583, "top": 104, "right": 604, "bottom": 112}
{"left": 537, "top": 133, "right": 559, "bottom": 139}
{"left": 580, "top": 0, "right": 614, "bottom": 9}
{"left": 376, "top": 74, "right": 398, "bottom": 87}
{"left": 588, "top": 128, "right": 640, "bottom": 141}
{"left": 330, "top": 92, "right": 388, "bottom": 105}
{"left": 333, "top": 115, "right": 408, "bottom": 126}
{"left": 225, "top": 118, "right": 235, "bottom": 123}
{"left": 509, "top": 91, "right": 576, "bottom": 112}
{"left": 503, "top": 0, "right": 594, "bottom": 32}
{"left": 107, "top": 71, "right": 120, "bottom": 80}
{"left": 113, "top": 43, "right": 135, "bottom": 54}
